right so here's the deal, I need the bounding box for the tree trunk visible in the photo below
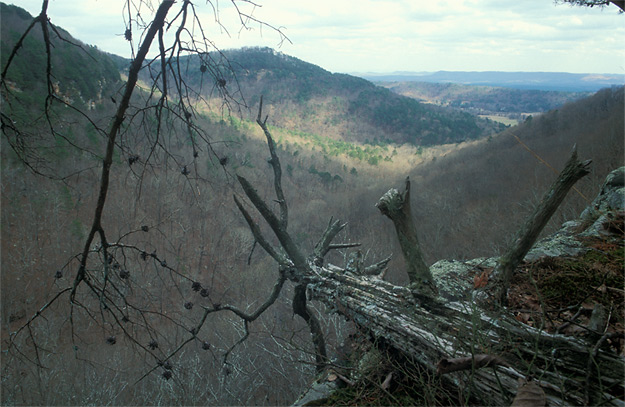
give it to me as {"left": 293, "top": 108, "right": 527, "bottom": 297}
{"left": 376, "top": 177, "right": 437, "bottom": 296}
{"left": 305, "top": 267, "right": 624, "bottom": 406}
{"left": 484, "top": 146, "right": 592, "bottom": 305}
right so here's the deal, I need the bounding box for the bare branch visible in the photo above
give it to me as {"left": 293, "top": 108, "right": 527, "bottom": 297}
{"left": 313, "top": 217, "right": 349, "bottom": 263}
{"left": 236, "top": 174, "right": 307, "bottom": 271}
{"left": 220, "top": 269, "right": 287, "bottom": 322}
{"left": 233, "top": 194, "right": 286, "bottom": 265}
{"left": 377, "top": 177, "right": 437, "bottom": 295}
{"left": 257, "top": 95, "right": 288, "bottom": 228}
{"left": 485, "top": 145, "right": 591, "bottom": 305}
{"left": 219, "top": 269, "right": 288, "bottom": 366}
{"left": 71, "top": 0, "right": 176, "bottom": 300}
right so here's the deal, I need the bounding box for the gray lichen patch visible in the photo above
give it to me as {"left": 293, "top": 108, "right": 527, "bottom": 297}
{"left": 430, "top": 259, "right": 477, "bottom": 301}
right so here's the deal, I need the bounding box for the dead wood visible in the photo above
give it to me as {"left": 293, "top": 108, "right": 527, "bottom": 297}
{"left": 307, "top": 268, "right": 624, "bottom": 406}
{"left": 293, "top": 284, "right": 328, "bottom": 373}
{"left": 511, "top": 379, "right": 547, "bottom": 407}
{"left": 436, "top": 354, "right": 509, "bottom": 374}
{"left": 376, "top": 177, "right": 437, "bottom": 296}
{"left": 484, "top": 145, "right": 591, "bottom": 305}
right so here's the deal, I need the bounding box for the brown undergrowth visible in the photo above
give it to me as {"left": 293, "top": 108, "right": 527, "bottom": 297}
{"left": 507, "top": 224, "right": 624, "bottom": 355}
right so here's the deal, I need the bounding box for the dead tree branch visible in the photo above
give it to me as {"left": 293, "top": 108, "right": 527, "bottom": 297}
{"left": 233, "top": 97, "right": 346, "bottom": 372}
{"left": 483, "top": 145, "right": 591, "bottom": 305}
{"left": 293, "top": 284, "right": 328, "bottom": 373}
{"left": 257, "top": 95, "right": 288, "bottom": 229}
{"left": 233, "top": 194, "right": 288, "bottom": 265}
{"left": 376, "top": 177, "right": 437, "bottom": 295}
{"left": 307, "top": 266, "right": 624, "bottom": 406}
{"left": 236, "top": 174, "right": 308, "bottom": 271}
{"left": 312, "top": 217, "right": 350, "bottom": 265}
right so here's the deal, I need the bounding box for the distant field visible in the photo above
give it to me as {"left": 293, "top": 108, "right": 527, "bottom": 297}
{"left": 478, "top": 114, "right": 519, "bottom": 126}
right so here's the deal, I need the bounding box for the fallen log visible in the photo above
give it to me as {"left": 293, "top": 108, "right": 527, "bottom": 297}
{"left": 305, "top": 261, "right": 623, "bottom": 406}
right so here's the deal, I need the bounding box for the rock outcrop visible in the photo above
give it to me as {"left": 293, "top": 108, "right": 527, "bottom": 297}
{"left": 432, "top": 166, "right": 624, "bottom": 301}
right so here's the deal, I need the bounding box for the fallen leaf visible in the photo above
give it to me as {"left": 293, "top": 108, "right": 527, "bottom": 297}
{"left": 473, "top": 270, "right": 489, "bottom": 289}
{"left": 437, "top": 354, "right": 508, "bottom": 374}
{"left": 381, "top": 372, "right": 393, "bottom": 390}
{"left": 511, "top": 379, "right": 546, "bottom": 407}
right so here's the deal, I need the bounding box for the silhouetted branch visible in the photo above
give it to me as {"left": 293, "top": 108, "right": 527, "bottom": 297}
{"left": 71, "top": 0, "right": 176, "bottom": 302}
{"left": 220, "top": 269, "right": 287, "bottom": 322}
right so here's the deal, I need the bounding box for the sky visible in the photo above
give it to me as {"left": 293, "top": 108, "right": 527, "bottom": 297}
{"left": 12, "top": 0, "right": 625, "bottom": 74}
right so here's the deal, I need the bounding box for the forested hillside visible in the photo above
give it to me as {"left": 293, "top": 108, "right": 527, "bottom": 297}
{"left": 379, "top": 81, "right": 591, "bottom": 121}
{"left": 137, "top": 47, "right": 506, "bottom": 146}
{"left": 1, "top": 2, "right": 624, "bottom": 405}
{"left": 0, "top": 3, "right": 119, "bottom": 113}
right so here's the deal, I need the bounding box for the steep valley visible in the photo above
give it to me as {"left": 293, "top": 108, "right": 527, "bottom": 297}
{"left": 1, "top": 3, "right": 624, "bottom": 405}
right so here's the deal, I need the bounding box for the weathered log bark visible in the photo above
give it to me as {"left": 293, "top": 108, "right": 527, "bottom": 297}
{"left": 376, "top": 177, "right": 437, "bottom": 296}
{"left": 304, "top": 268, "right": 624, "bottom": 406}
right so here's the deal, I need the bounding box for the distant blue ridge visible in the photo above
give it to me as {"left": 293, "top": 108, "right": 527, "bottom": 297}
{"left": 356, "top": 71, "right": 625, "bottom": 92}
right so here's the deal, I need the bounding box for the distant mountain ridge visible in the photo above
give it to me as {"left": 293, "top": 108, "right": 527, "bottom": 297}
{"left": 357, "top": 71, "right": 625, "bottom": 92}
{"left": 182, "top": 47, "right": 506, "bottom": 146}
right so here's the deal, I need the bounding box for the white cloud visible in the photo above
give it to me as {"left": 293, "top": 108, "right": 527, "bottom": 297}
{"left": 8, "top": 0, "right": 625, "bottom": 74}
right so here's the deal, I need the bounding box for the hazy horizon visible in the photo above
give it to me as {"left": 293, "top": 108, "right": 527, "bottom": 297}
{"left": 12, "top": 0, "right": 625, "bottom": 76}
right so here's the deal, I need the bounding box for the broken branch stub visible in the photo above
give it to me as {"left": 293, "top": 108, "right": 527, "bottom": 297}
{"left": 483, "top": 145, "right": 591, "bottom": 306}
{"left": 312, "top": 217, "right": 359, "bottom": 267}
{"left": 376, "top": 177, "right": 437, "bottom": 296}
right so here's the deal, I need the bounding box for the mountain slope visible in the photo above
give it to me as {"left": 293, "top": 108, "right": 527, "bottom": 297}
{"left": 176, "top": 47, "right": 507, "bottom": 146}
{"left": 0, "top": 2, "right": 120, "bottom": 113}
{"left": 398, "top": 85, "right": 624, "bottom": 262}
